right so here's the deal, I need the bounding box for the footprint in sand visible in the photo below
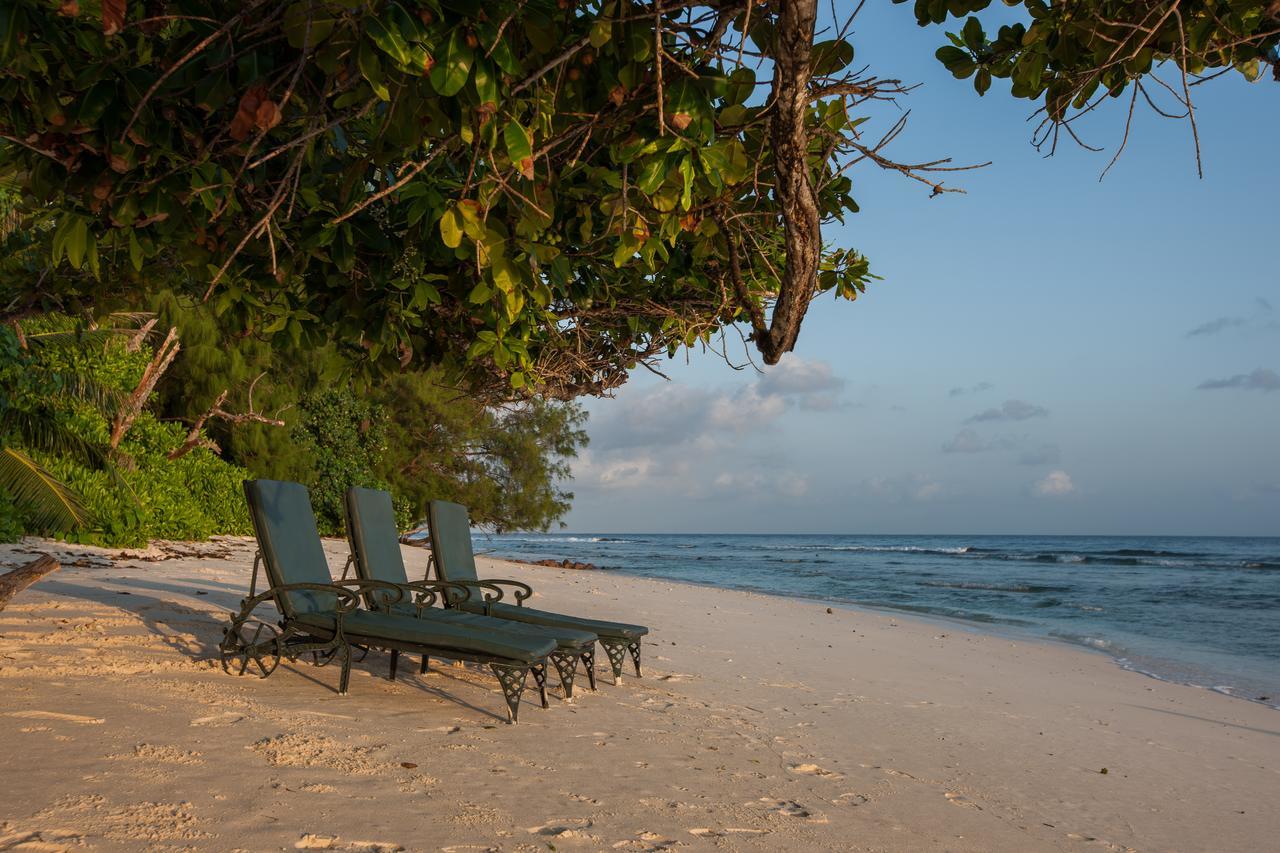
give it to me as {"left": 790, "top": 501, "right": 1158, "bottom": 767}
{"left": 944, "top": 791, "right": 983, "bottom": 810}
{"left": 190, "top": 711, "right": 244, "bottom": 727}
{"left": 788, "top": 762, "right": 844, "bottom": 780}
{"left": 525, "top": 818, "right": 598, "bottom": 841}
{"left": 4, "top": 710, "right": 104, "bottom": 725}
{"left": 0, "top": 828, "right": 85, "bottom": 850}
{"left": 834, "top": 792, "right": 871, "bottom": 806}
{"left": 294, "top": 834, "right": 404, "bottom": 851}
{"left": 758, "top": 797, "right": 828, "bottom": 822}
{"left": 610, "top": 830, "right": 680, "bottom": 850}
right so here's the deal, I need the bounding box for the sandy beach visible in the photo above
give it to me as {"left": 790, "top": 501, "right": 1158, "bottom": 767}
{"left": 1, "top": 536, "right": 1277, "bottom": 852}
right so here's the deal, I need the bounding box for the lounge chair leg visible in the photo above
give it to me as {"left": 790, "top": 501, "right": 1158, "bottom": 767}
{"left": 338, "top": 643, "right": 352, "bottom": 696}
{"left": 490, "top": 663, "right": 530, "bottom": 724}
{"left": 549, "top": 651, "right": 577, "bottom": 700}
{"left": 389, "top": 649, "right": 399, "bottom": 681}
{"left": 581, "top": 647, "right": 597, "bottom": 691}
{"left": 628, "top": 641, "right": 642, "bottom": 677}
{"left": 600, "top": 639, "right": 627, "bottom": 686}
{"left": 531, "top": 662, "right": 550, "bottom": 709}
{"left": 420, "top": 655, "right": 430, "bottom": 674}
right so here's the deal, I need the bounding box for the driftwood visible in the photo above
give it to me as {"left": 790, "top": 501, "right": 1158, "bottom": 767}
{"left": 0, "top": 554, "right": 60, "bottom": 611}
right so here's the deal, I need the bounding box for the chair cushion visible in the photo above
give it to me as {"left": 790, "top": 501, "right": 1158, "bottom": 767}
{"left": 458, "top": 601, "right": 648, "bottom": 641}
{"left": 345, "top": 487, "right": 412, "bottom": 588}
{"left": 244, "top": 480, "right": 338, "bottom": 618}
{"left": 428, "top": 500, "right": 480, "bottom": 589}
{"left": 380, "top": 603, "right": 596, "bottom": 650}
{"left": 295, "top": 609, "right": 555, "bottom": 663}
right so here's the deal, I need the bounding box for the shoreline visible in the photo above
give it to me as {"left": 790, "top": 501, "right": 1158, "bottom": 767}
{"left": 492, "top": 550, "right": 1280, "bottom": 712}
{"left": 2, "top": 536, "right": 1278, "bottom": 851}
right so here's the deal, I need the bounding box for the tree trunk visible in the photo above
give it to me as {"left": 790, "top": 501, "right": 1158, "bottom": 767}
{"left": 0, "top": 554, "right": 60, "bottom": 612}
{"left": 759, "top": 0, "right": 821, "bottom": 364}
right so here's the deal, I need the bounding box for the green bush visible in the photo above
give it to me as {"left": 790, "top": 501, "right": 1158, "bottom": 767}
{"left": 292, "top": 387, "right": 411, "bottom": 535}
{"left": 3, "top": 316, "right": 251, "bottom": 546}
{"left": 0, "top": 491, "right": 23, "bottom": 543}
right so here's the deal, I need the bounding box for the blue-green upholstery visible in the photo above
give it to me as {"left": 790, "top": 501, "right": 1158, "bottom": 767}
{"left": 428, "top": 499, "right": 649, "bottom": 642}
{"left": 344, "top": 487, "right": 597, "bottom": 650}
{"left": 243, "top": 479, "right": 339, "bottom": 618}
{"left": 294, "top": 610, "right": 553, "bottom": 663}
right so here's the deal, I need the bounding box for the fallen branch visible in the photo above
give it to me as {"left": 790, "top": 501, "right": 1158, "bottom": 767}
{"left": 0, "top": 554, "right": 60, "bottom": 612}
{"left": 168, "top": 377, "right": 286, "bottom": 460}
{"left": 110, "top": 326, "right": 180, "bottom": 449}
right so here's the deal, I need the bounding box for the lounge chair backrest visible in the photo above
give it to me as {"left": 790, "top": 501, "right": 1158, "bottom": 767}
{"left": 344, "top": 486, "right": 412, "bottom": 610}
{"left": 345, "top": 487, "right": 410, "bottom": 581}
{"left": 428, "top": 500, "right": 479, "bottom": 603}
{"left": 243, "top": 479, "right": 338, "bottom": 619}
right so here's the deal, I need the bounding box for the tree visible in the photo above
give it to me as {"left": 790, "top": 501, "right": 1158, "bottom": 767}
{"left": 898, "top": 1, "right": 1280, "bottom": 172}
{"left": 0, "top": 0, "right": 947, "bottom": 399}
{"left": 376, "top": 371, "right": 587, "bottom": 531}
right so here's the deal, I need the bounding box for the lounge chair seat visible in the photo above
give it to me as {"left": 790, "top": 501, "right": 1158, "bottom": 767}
{"left": 455, "top": 601, "right": 647, "bottom": 642}
{"left": 294, "top": 609, "right": 553, "bottom": 663}
{"left": 344, "top": 486, "right": 597, "bottom": 697}
{"left": 427, "top": 499, "right": 651, "bottom": 685}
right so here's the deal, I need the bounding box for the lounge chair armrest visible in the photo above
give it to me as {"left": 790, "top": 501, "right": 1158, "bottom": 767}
{"left": 332, "top": 578, "right": 408, "bottom": 612}
{"left": 228, "top": 582, "right": 361, "bottom": 627}
{"left": 480, "top": 579, "right": 533, "bottom": 607}
{"left": 398, "top": 580, "right": 473, "bottom": 612}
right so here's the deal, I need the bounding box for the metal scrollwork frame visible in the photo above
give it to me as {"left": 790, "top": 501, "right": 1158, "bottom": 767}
{"left": 219, "top": 582, "right": 361, "bottom": 693}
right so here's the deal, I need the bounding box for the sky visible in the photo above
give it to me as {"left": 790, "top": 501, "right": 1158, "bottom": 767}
{"left": 559, "top": 2, "right": 1280, "bottom": 536}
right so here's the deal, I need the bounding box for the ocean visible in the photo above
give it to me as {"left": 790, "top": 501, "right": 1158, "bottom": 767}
{"left": 472, "top": 532, "right": 1280, "bottom": 707}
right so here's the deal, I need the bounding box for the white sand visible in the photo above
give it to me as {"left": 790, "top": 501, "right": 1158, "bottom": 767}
{"left": 1, "top": 537, "right": 1277, "bottom": 851}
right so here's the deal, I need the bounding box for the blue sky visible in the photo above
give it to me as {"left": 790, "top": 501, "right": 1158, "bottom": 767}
{"left": 561, "top": 2, "right": 1280, "bottom": 536}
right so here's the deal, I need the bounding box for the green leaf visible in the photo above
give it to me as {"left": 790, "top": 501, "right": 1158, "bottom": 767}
{"left": 366, "top": 17, "right": 411, "bottom": 66}
{"left": 589, "top": 20, "right": 612, "bottom": 48}
{"left": 962, "top": 17, "right": 985, "bottom": 51}
{"left": 358, "top": 40, "right": 391, "bottom": 101}
{"left": 974, "top": 68, "right": 992, "bottom": 95}
{"left": 811, "top": 40, "right": 855, "bottom": 76}
{"left": 439, "top": 206, "right": 463, "bottom": 248}
{"left": 430, "top": 29, "right": 474, "bottom": 97}
{"left": 503, "top": 121, "right": 532, "bottom": 161}
{"left": 127, "top": 230, "right": 144, "bottom": 272}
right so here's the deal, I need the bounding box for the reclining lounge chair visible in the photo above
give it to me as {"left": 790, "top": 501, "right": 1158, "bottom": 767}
{"left": 343, "top": 486, "right": 597, "bottom": 699}
{"left": 427, "top": 499, "right": 649, "bottom": 686}
{"left": 219, "top": 479, "right": 555, "bottom": 722}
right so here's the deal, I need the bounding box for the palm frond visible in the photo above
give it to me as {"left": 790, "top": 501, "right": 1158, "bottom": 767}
{"left": 0, "top": 446, "right": 91, "bottom": 531}
{"left": 0, "top": 408, "right": 111, "bottom": 468}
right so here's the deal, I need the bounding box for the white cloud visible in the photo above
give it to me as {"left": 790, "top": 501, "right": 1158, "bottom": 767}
{"left": 1034, "top": 470, "right": 1076, "bottom": 497}
{"left": 1196, "top": 368, "right": 1280, "bottom": 392}
{"left": 758, "top": 354, "right": 846, "bottom": 397}
{"left": 948, "top": 381, "right": 993, "bottom": 397}
{"left": 867, "top": 474, "right": 946, "bottom": 503}
{"left": 967, "top": 399, "right": 1049, "bottom": 423}
{"left": 942, "top": 428, "right": 1017, "bottom": 454}
{"left": 709, "top": 384, "right": 788, "bottom": 431}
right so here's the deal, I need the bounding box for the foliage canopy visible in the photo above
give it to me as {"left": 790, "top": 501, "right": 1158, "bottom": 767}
{"left": 0, "top": 0, "right": 905, "bottom": 399}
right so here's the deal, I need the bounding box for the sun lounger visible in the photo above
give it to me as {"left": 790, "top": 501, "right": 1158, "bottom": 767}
{"left": 343, "top": 486, "right": 597, "bottom": 698}
{"left": 219, "top": 479, "right": 554, "bottom": 722}
{"left": 427, "top": 499, "right": 649, "bottom": 686}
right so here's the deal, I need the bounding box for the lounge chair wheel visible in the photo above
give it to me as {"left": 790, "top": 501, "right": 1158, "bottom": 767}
{"left": 219, "top": 619, "right": 281, "bottom": 678}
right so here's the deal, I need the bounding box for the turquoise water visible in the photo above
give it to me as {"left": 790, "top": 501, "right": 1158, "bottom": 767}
{"left": 473, "top": 533, "right": 1280, "bottom": 707}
